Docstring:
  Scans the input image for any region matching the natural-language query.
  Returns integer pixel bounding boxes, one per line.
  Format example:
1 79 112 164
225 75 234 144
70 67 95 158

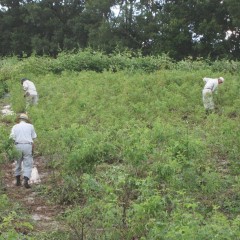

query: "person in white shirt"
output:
10 113 37 188
202 76 224 114
21 78 38 106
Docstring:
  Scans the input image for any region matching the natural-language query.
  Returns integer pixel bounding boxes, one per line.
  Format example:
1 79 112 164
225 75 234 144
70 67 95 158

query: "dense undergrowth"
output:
0 51 240 239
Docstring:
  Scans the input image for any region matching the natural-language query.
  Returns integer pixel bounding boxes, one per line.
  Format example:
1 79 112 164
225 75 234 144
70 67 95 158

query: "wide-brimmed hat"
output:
18 113 29 122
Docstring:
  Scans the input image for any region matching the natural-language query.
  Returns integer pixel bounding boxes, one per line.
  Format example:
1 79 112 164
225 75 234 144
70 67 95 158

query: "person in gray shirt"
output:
10 113 37 188
202 77 224 114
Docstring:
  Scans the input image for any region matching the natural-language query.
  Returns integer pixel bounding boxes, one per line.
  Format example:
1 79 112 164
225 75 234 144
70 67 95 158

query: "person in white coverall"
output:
202 76 224 114
21 78 38 106
10 113 37 188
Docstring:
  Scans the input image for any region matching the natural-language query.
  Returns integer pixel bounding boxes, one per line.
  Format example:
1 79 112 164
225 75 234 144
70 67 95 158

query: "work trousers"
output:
202 89 214 110
26 94 38 107
15 144 33 179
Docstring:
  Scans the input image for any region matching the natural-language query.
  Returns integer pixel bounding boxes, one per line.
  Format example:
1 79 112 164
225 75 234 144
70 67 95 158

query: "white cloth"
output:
10 121 37 143
30 166 41 184
23 80 38 96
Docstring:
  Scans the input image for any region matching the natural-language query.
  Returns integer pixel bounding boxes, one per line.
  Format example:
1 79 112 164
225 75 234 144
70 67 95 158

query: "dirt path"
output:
2 156 67 234
1 98 68 235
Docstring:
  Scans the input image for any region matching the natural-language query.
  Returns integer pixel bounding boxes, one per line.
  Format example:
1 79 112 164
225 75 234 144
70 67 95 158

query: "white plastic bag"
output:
29 166 41 184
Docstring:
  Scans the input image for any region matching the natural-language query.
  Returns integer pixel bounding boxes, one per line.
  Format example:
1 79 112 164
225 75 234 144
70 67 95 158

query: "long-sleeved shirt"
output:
23 80 38 96
203 77 219 92
10 121 37 144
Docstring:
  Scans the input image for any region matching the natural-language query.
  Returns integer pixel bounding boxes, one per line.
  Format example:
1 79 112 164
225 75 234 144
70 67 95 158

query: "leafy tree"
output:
190 0 230 59
0 0 240 59
0 0 31 56
225 0 240 59
152 0 194 59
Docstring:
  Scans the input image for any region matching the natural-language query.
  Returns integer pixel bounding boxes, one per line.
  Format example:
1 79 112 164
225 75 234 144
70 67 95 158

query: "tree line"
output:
0 0 239 60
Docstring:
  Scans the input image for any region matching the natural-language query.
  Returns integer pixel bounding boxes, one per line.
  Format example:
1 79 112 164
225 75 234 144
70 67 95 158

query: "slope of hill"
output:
0 55 240 239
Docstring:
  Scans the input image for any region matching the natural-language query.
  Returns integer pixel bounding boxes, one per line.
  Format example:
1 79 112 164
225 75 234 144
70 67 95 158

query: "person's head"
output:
218 77 224 84
21 78 27 85
18 113 30 123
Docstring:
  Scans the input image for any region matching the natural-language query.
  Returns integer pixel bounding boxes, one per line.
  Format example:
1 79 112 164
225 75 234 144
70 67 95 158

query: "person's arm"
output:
23 81 28 91
23 82 29 97
9 127 16 141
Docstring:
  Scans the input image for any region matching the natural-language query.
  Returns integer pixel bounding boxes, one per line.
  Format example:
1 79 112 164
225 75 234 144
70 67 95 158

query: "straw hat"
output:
18 113 29 122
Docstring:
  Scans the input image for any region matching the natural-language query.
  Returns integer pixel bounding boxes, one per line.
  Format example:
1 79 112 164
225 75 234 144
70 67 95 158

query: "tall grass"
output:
0 53 240 239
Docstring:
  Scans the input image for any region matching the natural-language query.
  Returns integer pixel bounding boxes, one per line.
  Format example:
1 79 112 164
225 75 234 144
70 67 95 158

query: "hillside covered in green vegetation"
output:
0 52 240 239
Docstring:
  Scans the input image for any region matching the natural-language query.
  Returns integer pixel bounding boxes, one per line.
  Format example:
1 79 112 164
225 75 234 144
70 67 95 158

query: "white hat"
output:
219 77 224 82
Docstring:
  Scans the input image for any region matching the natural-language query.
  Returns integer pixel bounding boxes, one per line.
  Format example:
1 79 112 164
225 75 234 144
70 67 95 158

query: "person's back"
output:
10 121 36 144
23 80 37 96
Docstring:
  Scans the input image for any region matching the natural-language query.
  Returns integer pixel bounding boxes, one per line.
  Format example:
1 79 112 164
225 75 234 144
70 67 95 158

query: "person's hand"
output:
24 92 30 97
